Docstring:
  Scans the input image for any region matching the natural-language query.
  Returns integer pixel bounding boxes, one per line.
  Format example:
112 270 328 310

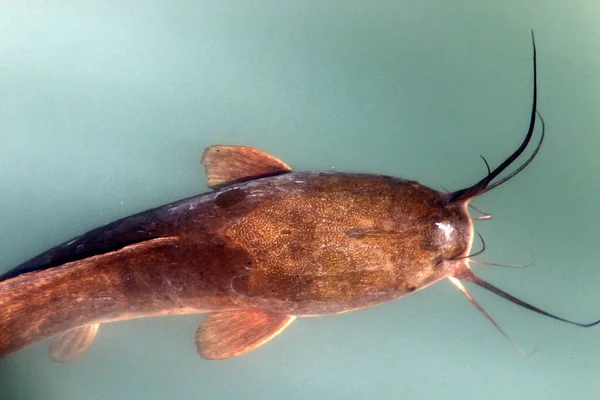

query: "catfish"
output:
1 33 598 363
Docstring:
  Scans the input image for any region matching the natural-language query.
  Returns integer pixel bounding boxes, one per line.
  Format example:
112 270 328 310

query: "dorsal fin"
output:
201 145 292 189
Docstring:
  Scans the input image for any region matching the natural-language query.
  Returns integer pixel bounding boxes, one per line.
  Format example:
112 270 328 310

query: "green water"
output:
2 2 600 399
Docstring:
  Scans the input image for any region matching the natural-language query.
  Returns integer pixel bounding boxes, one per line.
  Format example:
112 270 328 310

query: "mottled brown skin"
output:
221 173 472 315
0 171 472 357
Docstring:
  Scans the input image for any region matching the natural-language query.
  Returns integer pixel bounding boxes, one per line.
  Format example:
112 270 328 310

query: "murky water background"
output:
2 2 600 399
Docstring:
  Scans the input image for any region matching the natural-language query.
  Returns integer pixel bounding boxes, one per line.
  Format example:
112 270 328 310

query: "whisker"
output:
468 204 492 220
471 259 532 268
448 277 531 355
452 232 485 260
461 273 600 327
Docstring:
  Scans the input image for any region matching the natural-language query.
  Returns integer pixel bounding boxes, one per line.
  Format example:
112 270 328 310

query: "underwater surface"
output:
1 1 600 399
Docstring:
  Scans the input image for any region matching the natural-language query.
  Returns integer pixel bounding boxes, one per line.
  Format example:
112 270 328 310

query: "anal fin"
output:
196 311 295 359
50 323 100 363
201 145 292 189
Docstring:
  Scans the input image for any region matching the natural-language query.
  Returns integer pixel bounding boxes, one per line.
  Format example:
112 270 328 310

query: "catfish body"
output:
3 33 599 362
0 170 472 359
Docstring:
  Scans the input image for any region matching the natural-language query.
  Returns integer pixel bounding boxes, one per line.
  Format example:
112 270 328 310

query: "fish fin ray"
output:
50 323 100 363
201 145 292 189
196 311 295 359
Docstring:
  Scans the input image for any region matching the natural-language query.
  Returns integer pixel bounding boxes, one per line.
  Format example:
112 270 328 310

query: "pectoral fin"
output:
201 145 292 189
196 311 295 359
50 323 100 363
